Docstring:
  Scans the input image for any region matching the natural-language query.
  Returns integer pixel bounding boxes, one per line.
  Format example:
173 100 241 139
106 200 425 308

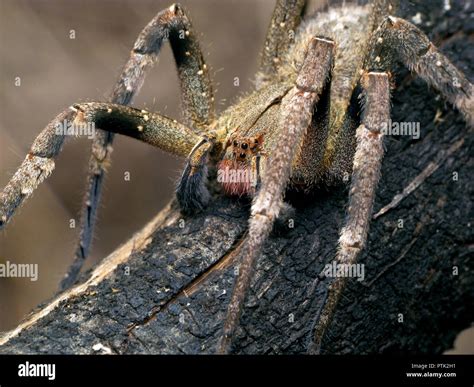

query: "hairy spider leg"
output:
217 36 335 354
68 4 216 290
368 16 473 126
309 14 474 353
257 0 307 89
309 71 390 354
0 104 207 292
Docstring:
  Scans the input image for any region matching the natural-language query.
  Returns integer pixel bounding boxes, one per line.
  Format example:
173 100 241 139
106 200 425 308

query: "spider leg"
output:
72 103 202 157
308 71 391 354
0 110 72 229
217 37 335 354
256 0 307 88
0 103 201 230
176 137 214 214
371 16 473 126
62 3 214 289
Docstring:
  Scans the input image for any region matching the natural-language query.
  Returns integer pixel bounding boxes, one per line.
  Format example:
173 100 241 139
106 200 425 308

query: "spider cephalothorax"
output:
0 0 472 354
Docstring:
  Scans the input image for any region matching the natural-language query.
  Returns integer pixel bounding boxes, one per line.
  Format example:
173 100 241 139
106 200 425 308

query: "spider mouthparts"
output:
217 160 256 197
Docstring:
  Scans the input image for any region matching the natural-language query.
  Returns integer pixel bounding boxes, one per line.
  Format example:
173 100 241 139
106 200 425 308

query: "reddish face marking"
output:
217 134 264 196
217 159 252 196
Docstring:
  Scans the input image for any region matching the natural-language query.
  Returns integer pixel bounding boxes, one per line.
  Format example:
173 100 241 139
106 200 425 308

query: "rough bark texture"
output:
0 0 472 354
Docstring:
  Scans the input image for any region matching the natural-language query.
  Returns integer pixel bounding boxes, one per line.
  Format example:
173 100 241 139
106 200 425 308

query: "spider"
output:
0 0 472 354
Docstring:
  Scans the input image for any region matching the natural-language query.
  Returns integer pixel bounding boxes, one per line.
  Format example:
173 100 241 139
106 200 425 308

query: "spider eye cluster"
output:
227 134 264 162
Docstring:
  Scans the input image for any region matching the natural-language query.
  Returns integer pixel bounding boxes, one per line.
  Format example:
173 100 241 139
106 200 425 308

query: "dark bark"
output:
0 0 472 354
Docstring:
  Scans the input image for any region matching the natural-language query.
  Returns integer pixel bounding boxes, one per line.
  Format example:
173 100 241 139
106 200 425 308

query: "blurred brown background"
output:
0 0 472 353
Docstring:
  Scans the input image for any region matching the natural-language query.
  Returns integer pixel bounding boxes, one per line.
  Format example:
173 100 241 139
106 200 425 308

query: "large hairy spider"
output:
0 0 472 354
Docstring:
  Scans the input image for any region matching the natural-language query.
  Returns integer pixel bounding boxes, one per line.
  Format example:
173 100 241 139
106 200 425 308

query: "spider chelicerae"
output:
0 0 472 354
